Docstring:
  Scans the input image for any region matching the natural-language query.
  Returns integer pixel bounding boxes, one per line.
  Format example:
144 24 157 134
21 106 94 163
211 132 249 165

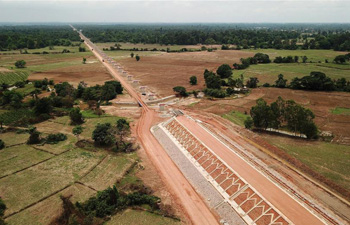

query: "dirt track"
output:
77 29 219 225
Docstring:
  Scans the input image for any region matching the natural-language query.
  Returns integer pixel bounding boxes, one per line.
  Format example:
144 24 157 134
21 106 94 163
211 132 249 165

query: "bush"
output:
173 86 188 97
0 140 4 150
0 197 6 217
27 127 41 144
15 81 25 88
46 133 67 144
244 117 253 129
204 88 227 98
189 76 197 85
15 60 26 68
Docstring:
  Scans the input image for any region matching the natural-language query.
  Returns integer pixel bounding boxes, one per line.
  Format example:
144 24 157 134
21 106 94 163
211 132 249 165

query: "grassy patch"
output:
0 148 104 216
0 71 28 85
5 183 95 225
237 49 350 85
14 83 37 96
35 135 76 154
0 132 29 146
0 145 52 177
81 153 136 191
331 107 350 115
222 110 250 127
81 110 110 118
106 209 180 225
264 137 350 190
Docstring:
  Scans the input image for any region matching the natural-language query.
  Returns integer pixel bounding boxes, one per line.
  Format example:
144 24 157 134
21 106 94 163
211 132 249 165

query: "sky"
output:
0 0 350 23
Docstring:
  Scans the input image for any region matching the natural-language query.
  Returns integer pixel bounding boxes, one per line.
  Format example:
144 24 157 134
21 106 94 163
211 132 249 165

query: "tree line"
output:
76 24 350 51
0 25 81 51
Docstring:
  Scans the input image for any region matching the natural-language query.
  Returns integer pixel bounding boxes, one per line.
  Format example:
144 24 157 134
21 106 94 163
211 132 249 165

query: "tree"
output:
135 55 140 61
72 125 83 141
173 86 188 97
92 123 115 146
79 47 86 52
250 98 274 129
69 107 84 125
1 90 23 108
54 82 75 97
130 52 134 58
33 97 52 115
246 77 259 88
294 56 299 63
104 81 123 94
205 38 216 48
115 119 131 152
0 197 6 217
189 76 197 85
244 117 253 129
27 127 41 144
83 58 86 64
101 84 117 101
204 70 221 89
15 60 26 68
275 74 288 88
216 64 232 79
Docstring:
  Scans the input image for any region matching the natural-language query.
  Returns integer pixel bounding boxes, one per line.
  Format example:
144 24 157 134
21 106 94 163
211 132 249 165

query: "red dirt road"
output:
77 29 219 225
176 115 325 225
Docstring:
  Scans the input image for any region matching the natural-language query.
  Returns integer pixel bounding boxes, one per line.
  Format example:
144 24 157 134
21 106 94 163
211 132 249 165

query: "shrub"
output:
135 55 140 61
0 197 6 217
0 140 4 150
204 88 227 98
189 76 197 85
46 133 67 144
173 86 188 97
15 60 26 68
244 117 254 129
15 81 25 88
27 127 41 144
69 108 84 125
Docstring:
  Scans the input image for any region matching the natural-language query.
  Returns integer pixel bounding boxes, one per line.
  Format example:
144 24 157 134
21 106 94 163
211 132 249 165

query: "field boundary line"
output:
79 154 108 180
3 184 72 219
0 148 72 180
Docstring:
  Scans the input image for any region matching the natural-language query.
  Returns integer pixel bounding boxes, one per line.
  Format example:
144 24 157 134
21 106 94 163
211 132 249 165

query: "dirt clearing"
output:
117 50 254 97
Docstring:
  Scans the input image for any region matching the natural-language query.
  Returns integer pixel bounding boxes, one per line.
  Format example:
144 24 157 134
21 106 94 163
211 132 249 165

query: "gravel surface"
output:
152 124 245 225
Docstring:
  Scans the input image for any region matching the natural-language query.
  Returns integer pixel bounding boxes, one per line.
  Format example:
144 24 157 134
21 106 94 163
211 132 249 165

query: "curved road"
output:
75 28 219 225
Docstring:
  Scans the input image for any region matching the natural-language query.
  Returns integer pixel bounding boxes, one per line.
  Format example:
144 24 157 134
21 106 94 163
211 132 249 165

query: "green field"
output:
331 107 350 115
238 49 350 84
0 45 93 82
106 209 180 225
222 110 250 127
0 71 28 85
265 136 350 190
0 114 154 224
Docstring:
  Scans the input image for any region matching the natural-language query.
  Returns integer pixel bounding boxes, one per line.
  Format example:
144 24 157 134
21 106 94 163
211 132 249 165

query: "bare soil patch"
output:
118 50 254 97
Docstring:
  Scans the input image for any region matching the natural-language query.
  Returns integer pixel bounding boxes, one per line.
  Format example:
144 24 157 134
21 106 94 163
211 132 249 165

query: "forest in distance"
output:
1 23 350 51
